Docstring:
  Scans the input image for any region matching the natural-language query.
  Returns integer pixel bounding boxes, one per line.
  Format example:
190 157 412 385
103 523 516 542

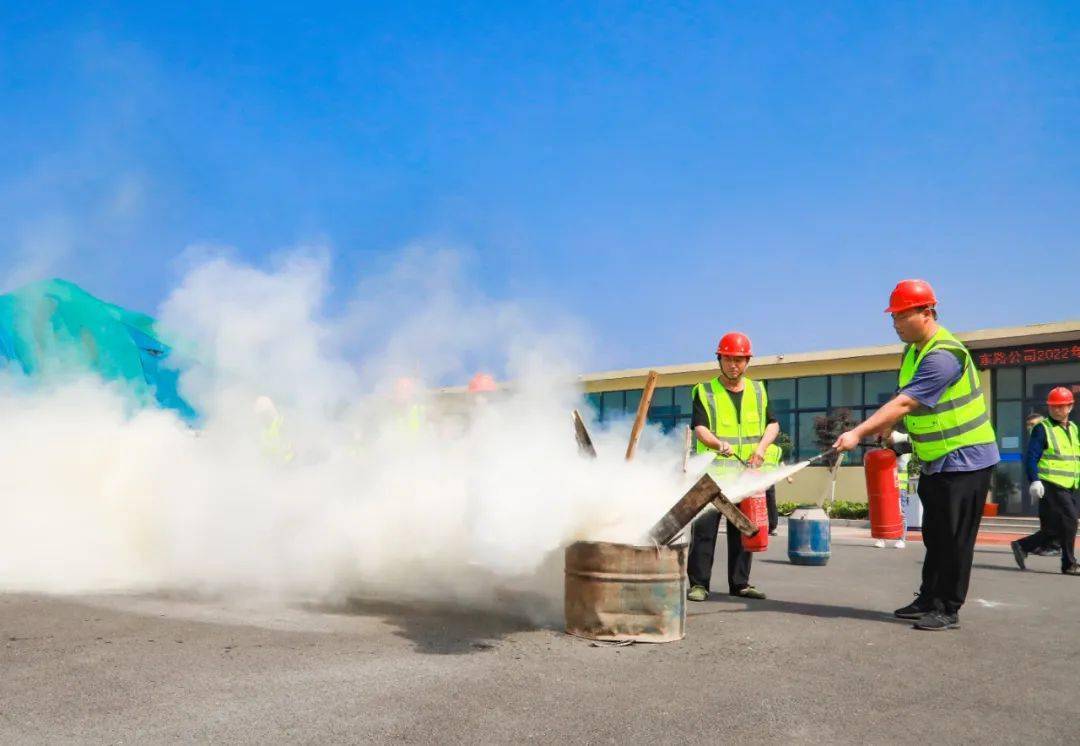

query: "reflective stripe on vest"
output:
693 376 769 470
898 326 996 462
1037 419 1080 489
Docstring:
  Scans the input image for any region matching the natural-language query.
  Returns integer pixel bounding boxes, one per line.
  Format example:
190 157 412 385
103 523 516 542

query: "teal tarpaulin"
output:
0 279 197 421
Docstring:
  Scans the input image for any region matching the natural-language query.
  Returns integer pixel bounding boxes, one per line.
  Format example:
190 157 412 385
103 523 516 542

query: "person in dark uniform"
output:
1011 387 1080 574
686 331 780 602
1023 411 1059 556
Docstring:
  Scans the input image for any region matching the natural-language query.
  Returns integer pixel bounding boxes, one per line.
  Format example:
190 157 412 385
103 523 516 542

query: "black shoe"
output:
894 594 935 620
1011 541 1027 571
1063 564 1080 576
914 610 960 631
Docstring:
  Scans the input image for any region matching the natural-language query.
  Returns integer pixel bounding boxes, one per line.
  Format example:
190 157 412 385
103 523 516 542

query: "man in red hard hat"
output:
1012 387 1080 575
832 280 999 631
686 331 780 602
468 372 498 394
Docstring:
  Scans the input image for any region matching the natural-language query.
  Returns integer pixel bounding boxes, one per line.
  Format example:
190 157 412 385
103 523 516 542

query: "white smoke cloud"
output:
0 248 693 622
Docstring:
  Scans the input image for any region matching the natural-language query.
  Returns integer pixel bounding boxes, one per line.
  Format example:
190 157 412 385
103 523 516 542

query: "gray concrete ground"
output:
3 529 1079 744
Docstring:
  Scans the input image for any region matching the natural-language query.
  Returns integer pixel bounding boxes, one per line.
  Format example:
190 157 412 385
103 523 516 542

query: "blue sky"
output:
1 2 1078 372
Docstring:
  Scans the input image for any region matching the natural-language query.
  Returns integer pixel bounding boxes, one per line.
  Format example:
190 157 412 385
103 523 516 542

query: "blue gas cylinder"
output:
787 506 831 566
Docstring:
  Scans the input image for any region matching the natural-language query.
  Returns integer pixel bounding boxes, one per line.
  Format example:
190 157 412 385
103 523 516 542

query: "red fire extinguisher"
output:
864 448 904 540
739 492 770 552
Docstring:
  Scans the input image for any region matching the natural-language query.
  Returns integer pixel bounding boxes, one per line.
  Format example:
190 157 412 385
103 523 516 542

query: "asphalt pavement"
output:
3 528 1077 744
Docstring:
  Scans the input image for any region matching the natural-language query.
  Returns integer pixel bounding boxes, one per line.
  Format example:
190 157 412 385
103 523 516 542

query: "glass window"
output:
841 448 864 467
625 389 643 415
996 400 1023 452
992 462 1027 515
798 376 828 409
766 378 796 411
647 414 676 433
864 371 897 405
774 410 796 461
586 392 602 415
996 368 1022 399
830 374 862 407
649 387 675 416
674 385 694 416
828 408 862 464
601 391 624 419
797 411 826 461
1025 362 1080 400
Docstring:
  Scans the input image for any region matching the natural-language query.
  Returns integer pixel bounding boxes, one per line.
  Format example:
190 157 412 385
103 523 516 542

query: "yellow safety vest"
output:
693 376 768 475
898 326 995 462
764 442 782 468
1037 419 1080 490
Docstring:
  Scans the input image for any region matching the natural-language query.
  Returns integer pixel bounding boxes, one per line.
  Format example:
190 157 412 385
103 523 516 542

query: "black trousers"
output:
1034 494 1061 549
766 486 778 533
1018 482 1078 570
688 509 752 593
917 466 992 614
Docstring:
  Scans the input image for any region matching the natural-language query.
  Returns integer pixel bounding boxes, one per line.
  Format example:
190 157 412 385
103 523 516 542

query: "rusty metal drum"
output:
564 540 687 643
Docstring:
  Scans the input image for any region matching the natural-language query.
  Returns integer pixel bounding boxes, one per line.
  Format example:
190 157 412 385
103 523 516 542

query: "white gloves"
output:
887 431 910 446
1029 480 1045 499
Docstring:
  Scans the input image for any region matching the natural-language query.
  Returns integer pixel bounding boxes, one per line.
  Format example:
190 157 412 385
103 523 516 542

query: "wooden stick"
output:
681 425 692 473
647 474 719 545
710 490 758 537
571 409 597 459
624 370 659 461
646 473 760 544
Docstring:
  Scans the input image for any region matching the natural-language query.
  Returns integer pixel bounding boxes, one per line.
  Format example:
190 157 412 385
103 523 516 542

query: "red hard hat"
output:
393 377 417 402
1047 386 1075 406
467 372 498 393
717 332 752 357
885 279 938 314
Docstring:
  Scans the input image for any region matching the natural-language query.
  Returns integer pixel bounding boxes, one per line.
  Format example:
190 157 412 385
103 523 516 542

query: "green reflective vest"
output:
693 376 768 474
764 442 782 468
898 326 996 463
898 465 909 493
1037 419 1080 490
261 414 295 464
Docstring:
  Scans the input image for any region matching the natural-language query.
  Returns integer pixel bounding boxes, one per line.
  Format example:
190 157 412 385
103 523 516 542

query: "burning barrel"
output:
564 540 687 643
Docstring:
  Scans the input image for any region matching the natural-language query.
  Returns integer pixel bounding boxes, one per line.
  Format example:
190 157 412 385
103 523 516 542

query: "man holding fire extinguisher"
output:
833 280 999 631
686 332 780 602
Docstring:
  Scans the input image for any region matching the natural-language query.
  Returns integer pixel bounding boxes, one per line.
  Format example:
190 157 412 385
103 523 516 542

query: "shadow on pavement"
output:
306 597 541 655
971 562 1057 575
700 595 908 625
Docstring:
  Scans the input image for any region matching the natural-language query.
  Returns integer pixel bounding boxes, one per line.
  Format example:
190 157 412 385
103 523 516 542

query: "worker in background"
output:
687 332 780 602
468 372 498 399
254 395 295 464
1023 411 1058 556
764 442 783 535
1011 387 1080 575
832 280 999 631
393 376 425 434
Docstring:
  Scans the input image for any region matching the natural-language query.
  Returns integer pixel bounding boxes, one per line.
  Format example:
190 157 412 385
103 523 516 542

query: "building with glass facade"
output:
580 320 1080 515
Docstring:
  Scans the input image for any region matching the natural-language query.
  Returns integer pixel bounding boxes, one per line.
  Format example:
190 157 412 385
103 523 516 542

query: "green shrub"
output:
777 500 870 519
826 500 870 519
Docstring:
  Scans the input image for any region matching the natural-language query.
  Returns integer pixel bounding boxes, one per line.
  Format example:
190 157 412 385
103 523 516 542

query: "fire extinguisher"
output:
864 448 904 539
739 492 770 552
